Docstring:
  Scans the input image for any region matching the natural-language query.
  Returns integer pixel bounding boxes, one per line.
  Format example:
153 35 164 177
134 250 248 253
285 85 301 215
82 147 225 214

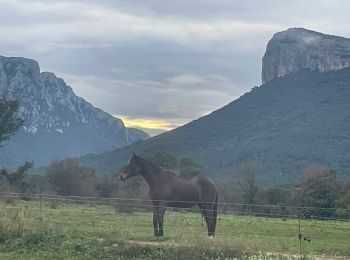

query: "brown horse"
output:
120 153 218 237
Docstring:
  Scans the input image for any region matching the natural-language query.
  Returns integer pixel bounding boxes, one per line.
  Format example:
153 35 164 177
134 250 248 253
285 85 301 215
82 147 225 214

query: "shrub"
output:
46 159 96 196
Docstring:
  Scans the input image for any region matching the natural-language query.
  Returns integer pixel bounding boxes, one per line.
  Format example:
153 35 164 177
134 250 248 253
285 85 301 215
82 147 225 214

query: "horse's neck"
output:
140 162 168 188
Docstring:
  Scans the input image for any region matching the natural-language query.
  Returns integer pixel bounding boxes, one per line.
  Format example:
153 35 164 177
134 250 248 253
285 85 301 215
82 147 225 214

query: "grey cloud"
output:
1 0 350 127
60 73 240 123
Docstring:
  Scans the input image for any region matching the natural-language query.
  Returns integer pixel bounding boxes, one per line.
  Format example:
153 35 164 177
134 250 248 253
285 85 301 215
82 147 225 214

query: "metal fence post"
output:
298 211 302 255
39 195 43 235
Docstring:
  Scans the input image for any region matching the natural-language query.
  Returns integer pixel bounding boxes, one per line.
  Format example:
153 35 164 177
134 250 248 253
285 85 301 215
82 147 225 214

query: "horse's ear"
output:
128 153 136 164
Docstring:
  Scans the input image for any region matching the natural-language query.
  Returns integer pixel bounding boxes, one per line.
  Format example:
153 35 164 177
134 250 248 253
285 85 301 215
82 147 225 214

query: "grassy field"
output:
0 199 349 259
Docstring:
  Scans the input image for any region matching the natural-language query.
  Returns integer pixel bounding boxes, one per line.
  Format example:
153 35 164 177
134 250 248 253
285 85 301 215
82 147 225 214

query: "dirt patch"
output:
125 239 180 247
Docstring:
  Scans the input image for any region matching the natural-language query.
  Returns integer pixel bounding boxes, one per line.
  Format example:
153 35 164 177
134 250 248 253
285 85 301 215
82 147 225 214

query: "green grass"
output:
0 200 349 259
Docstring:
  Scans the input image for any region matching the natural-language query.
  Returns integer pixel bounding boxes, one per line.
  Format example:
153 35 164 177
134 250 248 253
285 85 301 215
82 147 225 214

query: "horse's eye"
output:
119 166 127 173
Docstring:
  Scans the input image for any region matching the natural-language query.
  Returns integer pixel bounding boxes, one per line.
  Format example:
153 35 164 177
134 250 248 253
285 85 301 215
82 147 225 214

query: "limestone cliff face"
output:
262 28 350 84
0 55 149 168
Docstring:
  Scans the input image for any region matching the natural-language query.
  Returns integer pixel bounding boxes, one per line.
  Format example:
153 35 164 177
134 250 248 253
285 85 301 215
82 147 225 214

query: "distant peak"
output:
262 28 350 84
0 55 40 80
281 27 322 34
39 71 66 86
270 28 327 46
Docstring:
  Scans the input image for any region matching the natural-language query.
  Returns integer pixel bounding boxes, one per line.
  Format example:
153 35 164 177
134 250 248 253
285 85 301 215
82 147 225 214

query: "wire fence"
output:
1 192 349 222
2 192 350 213
1 192 350 255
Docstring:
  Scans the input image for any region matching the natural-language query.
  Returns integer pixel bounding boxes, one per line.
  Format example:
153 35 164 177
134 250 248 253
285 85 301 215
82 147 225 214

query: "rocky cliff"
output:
0 55 149 169
262 28 350 84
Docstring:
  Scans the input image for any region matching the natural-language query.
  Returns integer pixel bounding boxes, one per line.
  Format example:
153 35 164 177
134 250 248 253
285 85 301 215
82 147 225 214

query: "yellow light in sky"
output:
117 116 174 131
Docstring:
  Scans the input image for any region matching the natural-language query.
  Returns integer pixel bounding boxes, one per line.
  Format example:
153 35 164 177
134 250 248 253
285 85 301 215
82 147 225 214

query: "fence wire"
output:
1 192 350 212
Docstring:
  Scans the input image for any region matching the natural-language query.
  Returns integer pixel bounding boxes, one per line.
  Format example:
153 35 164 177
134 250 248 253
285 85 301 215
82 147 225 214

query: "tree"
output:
0 100 23 143
150 152 203 177
297 164 339 218
264 187 288 205
178 158 203 177
0 161 33 193
238 161 260 213
95 176 119 198
46 159 96 196
336 189 350 219
150 152 178 169
263 187 290 217
216 177 241 213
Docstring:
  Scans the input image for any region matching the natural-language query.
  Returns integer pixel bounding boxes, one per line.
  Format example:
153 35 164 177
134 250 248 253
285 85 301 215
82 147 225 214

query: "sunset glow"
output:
118 116 177 131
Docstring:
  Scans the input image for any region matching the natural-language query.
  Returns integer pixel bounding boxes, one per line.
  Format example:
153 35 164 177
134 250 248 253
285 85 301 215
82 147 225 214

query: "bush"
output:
95 176 119 198
46 159 96 196
336 189 350 219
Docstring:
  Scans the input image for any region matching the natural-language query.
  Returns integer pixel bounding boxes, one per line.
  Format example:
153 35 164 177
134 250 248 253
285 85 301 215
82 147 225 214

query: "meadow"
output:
0 197 349 260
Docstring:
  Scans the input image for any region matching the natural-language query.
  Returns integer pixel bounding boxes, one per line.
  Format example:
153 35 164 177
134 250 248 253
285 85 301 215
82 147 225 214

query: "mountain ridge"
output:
78 67 350 181
0 55 149 169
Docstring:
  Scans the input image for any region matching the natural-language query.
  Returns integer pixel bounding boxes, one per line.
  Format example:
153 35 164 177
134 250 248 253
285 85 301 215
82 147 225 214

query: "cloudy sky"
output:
1 0 350 135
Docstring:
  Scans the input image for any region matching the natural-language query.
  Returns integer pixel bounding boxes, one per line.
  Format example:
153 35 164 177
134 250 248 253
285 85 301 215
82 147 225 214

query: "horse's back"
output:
149 171 217 207
149 175 198 207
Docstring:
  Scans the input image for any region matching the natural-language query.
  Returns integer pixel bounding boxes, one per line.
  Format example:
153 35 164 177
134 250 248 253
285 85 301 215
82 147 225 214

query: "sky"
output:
1 0 350 135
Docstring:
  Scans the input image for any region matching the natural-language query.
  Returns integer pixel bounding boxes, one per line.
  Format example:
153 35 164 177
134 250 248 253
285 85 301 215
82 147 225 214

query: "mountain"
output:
262 28 350 84
79 29 350 181
79 68 350 180
0 55 149 169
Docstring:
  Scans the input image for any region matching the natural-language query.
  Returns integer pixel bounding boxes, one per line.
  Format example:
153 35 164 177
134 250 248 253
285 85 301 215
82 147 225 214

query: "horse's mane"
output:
138 156 178 177
163 169 179 177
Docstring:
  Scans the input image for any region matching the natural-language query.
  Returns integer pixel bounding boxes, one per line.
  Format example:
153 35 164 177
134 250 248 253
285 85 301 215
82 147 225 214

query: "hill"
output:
79 67 350 180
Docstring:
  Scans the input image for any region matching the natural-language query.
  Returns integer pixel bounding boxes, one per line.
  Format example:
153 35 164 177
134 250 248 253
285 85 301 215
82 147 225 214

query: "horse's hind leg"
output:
158 207 166 236
206 213 215 237
198 202 214 237
153 210 159 236
205 215 215 237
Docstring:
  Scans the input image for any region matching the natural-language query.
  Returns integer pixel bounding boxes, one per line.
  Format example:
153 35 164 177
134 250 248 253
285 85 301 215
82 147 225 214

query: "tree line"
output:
1 98 350 218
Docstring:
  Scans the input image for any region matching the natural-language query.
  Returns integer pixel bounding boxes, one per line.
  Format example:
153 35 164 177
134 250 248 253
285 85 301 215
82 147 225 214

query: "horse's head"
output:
120 153 142 181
